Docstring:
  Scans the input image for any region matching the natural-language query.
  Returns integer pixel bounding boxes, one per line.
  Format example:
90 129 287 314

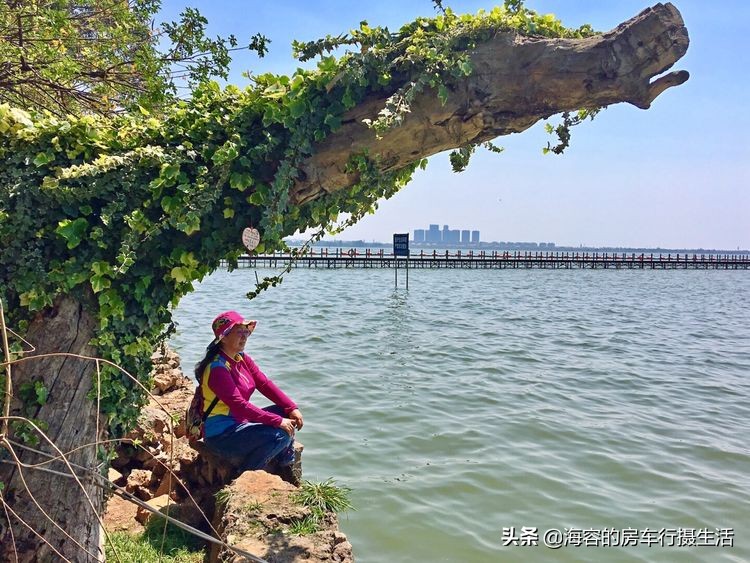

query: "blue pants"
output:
204 405 295 471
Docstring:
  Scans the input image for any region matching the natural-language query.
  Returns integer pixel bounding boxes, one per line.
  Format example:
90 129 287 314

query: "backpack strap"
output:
203 396 219 421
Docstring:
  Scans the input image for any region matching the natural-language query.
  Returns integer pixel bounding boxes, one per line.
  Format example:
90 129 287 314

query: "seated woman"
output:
194 310 302 473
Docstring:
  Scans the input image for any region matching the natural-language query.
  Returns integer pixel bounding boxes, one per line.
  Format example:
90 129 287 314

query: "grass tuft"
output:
294 478 353 514
288 514 321 535
215 487 232 508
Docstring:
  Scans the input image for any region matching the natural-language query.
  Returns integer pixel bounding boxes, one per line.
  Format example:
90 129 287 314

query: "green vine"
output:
0 1 599 436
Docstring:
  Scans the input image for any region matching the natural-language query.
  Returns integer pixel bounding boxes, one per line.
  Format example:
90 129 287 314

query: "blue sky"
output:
160 1 749 249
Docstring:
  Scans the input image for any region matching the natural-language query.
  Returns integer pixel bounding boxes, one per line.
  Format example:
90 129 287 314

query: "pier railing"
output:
226 250 750 270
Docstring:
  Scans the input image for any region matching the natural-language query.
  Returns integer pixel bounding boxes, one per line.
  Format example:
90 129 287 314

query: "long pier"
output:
229 249 750 270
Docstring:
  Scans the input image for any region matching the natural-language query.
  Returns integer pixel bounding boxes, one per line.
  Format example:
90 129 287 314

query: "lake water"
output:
170 266 749 562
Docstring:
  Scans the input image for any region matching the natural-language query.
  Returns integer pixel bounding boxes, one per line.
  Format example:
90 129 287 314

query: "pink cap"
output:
211 311 252 341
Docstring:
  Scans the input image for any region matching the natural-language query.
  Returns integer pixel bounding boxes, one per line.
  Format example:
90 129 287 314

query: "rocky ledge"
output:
103 346 354 562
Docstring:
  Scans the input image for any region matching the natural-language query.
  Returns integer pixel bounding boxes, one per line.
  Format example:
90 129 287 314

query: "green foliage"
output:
9 419 48 448
449 145 477 173
0 0 268 116
18 380 49 410
289 514 322 536
544 109 602 154
0 0 598 435
294 479 354 515
289 479 353 536
105 523 205 563
215 487 232 509
8 379 51 446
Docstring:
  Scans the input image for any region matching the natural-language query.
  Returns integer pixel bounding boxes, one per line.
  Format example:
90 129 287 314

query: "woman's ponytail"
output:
194 340 221 383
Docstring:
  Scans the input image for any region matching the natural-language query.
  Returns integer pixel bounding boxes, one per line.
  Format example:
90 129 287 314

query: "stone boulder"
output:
151 346 193 395
209 471 354 563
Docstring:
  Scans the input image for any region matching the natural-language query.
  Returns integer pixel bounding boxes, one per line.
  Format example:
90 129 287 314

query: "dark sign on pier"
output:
393 233 409 257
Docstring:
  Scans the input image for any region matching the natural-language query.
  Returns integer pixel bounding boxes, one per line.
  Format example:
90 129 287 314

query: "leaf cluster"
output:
0 0 269 117
543 109 601 154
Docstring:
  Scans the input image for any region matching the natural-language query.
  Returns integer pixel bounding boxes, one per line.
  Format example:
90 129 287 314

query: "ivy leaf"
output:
438 84 449 105
161 195 180 214
161 163 180 179
324 114 342 131
229 172 254 191
55 218 89 249
263 82 287 99
91 261 113 277
212 142 239 165
34 382 49 406
170 266 190 283
91 275 111 293
248 191 265 205
288 99 307 118
179 251 199 268
41 176 59 189
182 213 201 235
458 59 473 76
33 151 55 167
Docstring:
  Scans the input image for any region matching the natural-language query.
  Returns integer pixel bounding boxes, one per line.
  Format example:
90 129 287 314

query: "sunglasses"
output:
231 322 256 337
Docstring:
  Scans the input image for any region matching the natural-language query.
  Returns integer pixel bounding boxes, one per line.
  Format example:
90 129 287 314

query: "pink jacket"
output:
203 350 297 428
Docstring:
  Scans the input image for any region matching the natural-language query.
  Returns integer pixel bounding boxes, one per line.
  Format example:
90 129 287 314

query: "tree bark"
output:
292 2 689 205
0 296 104 562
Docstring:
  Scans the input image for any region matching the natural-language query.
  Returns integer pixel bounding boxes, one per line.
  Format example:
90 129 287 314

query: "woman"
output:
194 310 303 472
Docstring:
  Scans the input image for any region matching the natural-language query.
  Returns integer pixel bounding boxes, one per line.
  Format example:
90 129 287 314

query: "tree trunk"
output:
292 2 689 204
0 296 104 562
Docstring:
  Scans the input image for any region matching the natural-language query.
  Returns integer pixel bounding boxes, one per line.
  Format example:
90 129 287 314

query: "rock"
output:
125 468 153 490
151 347 192 395
333 540 354 562
135 494 172 525
153 471 189 500
156 499 212 533
208 471 354 563
125 469 153 501
108 468 124 485
129 407 174 445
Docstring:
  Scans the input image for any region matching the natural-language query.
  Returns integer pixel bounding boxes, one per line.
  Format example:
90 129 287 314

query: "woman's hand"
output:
279 418 296 436
288 409 304 430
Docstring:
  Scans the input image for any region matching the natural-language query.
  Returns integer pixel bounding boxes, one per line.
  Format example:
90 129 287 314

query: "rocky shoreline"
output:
103 347 353 562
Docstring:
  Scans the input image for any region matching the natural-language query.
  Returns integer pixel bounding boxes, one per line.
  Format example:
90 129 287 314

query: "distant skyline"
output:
159 0 750 250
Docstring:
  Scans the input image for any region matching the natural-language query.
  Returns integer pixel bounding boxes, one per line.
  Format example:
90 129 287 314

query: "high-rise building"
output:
416 224 481 245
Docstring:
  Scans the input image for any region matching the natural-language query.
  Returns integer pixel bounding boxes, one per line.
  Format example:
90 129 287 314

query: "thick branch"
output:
293 2 689 205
